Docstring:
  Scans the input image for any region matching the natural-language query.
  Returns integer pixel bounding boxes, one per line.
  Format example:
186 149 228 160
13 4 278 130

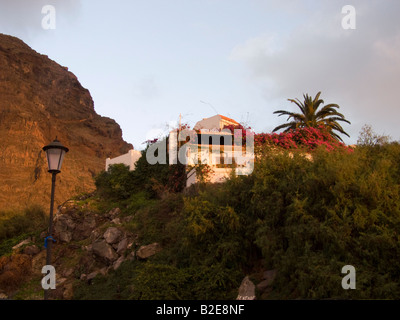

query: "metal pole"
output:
44 172 57 300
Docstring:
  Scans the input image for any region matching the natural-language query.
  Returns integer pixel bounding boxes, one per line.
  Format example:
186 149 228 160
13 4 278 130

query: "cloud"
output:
230 0 400 142
0 0 81 39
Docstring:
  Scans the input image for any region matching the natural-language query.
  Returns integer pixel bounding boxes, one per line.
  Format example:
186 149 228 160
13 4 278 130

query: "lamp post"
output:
42 138 69 300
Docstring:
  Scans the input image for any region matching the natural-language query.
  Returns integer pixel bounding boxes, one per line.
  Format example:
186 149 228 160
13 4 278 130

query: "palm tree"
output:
272 92 351 141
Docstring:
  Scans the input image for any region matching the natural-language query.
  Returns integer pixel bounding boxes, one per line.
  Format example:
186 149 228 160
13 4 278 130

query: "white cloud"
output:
230 0 400 142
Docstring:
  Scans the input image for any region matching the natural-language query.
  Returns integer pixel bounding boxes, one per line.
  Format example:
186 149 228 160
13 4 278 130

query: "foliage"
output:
94 163 135 200
250 144 400 298
95 144 187 201
273 91 351 141
357 124 391 146
254 126 353 152
6 126 400 300
0 253 32 292
0 206 47 256
186 163 214 184
83 141 400 299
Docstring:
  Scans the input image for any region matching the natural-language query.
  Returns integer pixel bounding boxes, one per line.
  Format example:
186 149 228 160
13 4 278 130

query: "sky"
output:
1 0 399 150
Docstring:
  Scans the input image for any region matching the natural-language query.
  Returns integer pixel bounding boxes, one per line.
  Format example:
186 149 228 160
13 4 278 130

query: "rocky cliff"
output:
0 33 132 211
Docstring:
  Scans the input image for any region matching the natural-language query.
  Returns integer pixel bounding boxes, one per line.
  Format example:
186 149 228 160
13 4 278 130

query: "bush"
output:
95 145 187 201
0 206 47 256
78 140 400 300
251 144 400 298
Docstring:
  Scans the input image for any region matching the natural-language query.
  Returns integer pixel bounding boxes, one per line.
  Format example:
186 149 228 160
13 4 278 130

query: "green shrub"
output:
0 205 47 256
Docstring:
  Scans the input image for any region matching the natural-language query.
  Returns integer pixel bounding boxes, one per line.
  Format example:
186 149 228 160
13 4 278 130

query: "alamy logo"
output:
341 265 356 289
41 265 56 290
41 5 56 30
145 129 254 175
341 5 356 30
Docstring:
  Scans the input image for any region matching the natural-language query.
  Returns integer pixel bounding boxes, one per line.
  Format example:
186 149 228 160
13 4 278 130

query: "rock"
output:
54 209 100 243
73 214 97 240
31 250 47 275
236 276 256 300
62 268 75 277
78 254 96 274
12 239 31 251
92 240 118 263
23 245 40 256
113 256 125 271
63 282 74 300
56 277 68 286
0 34 133 213
103 227 122 244
54 214 75 243
122 216 134 223
90 228 102 242
58 231 73 243
116 237 128 254
99 267 108 276
80 274 87 281
86 271 99 282
127 241 135 250
0 293 8 299
107 208 121 219
136 243 162 259
127 251 135 261
111 217 122 225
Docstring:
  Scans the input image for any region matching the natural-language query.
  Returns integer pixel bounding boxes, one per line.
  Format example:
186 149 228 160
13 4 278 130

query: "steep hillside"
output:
0 33 132 211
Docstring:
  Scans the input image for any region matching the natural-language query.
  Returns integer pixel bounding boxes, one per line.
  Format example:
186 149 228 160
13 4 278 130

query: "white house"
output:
193 114 239 131
104 114 252 188
186 114 251 187
105 149 142 171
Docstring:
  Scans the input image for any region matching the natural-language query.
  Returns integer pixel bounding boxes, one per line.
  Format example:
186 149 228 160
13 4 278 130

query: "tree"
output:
272 92 351 142
357 124 391 146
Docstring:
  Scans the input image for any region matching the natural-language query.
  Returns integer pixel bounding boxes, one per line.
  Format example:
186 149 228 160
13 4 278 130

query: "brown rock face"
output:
0 33 132 211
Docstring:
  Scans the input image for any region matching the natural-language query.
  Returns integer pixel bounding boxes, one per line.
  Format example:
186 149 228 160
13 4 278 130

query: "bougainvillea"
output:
223 124 254 145
223 124 351 152
254 125 352 152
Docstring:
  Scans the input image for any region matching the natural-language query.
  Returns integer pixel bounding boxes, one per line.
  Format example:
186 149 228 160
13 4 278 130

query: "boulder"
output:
86 271 99 282
12 238 31 251
136 243 161 259
23 245 40 256
116 237 128 254
73 214 97 240
111 217 122 225
54 214 75 243
107 208 121 220
113 256 125 271
103 227 122 244
236 276 256 300
92 240 118 264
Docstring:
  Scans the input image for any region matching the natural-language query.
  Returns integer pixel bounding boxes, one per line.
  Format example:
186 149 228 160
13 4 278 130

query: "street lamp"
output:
42 138 69 300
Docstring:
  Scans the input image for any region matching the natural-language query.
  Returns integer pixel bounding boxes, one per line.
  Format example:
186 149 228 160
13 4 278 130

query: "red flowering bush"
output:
223 124 254 146
254 126 352 152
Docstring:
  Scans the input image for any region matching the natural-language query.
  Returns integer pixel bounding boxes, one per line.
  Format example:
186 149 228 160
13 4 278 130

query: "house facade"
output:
185 114 250 187
104 114 252 188
105 149 142 171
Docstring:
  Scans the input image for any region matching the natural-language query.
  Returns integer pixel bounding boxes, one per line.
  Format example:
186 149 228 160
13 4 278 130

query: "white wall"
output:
186 167 234 187
105 149 142 171
193 115 221 131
